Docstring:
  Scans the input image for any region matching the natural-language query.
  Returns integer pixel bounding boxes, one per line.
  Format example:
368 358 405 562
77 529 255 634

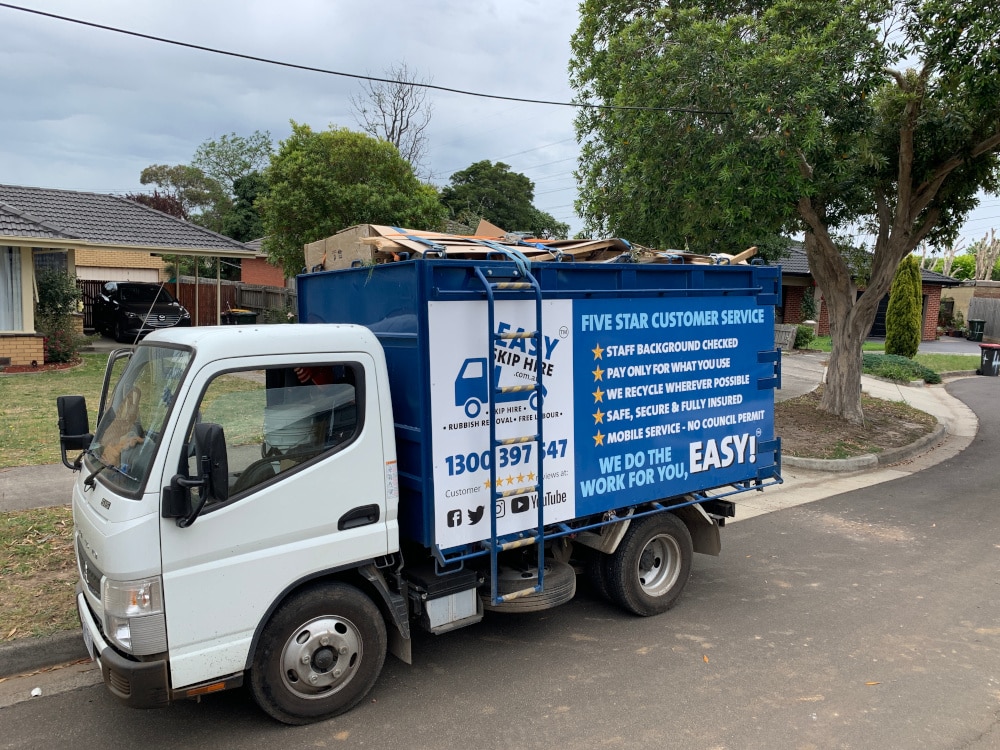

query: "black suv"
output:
93 282 191 343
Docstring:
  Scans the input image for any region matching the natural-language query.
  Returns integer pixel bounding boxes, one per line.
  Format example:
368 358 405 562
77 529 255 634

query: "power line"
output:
439 138 578 176
0 2 731 116
520 157 579 172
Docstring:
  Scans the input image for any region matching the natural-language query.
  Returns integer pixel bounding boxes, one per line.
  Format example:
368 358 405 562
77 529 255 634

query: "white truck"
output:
57 256 783 724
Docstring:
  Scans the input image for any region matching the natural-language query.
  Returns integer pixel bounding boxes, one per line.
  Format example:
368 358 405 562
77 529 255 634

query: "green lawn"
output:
0 354 108 469
806 338 980 374
913 353 982 373
807 336 885 352
0 505 77 640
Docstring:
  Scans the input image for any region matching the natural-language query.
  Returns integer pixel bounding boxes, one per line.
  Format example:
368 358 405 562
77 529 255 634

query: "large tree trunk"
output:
801 232 878 424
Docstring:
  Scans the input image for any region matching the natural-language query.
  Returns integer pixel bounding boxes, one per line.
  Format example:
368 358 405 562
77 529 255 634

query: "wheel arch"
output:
242 560 402 673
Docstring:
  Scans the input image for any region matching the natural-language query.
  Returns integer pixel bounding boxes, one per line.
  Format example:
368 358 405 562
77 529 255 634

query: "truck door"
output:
158 354 391 690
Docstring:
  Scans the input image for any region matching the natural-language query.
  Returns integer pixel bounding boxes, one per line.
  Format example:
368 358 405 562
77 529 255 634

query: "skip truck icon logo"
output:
452 320 558 419
454 358 546 418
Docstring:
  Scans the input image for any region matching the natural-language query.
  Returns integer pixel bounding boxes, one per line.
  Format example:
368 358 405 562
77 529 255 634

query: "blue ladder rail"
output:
473 264 546 606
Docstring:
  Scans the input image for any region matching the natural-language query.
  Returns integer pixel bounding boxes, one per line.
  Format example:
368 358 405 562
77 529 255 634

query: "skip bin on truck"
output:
57 239 783 724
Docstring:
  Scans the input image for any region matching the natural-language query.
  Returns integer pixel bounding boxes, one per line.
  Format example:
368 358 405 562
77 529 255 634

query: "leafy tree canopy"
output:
124 190 186 219
258 123 446 276
931 250 1000 280
139 163 230 233
221 172 269 244
441 160 570 239
571 0 1000 421
192 130 274 195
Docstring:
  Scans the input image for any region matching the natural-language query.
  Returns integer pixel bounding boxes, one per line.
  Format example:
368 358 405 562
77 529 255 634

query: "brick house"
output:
241 238 289 288
1 184 254 366
776 245 961 341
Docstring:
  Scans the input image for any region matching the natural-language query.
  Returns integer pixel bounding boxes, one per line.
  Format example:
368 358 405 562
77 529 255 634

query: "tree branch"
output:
913 128 1000 213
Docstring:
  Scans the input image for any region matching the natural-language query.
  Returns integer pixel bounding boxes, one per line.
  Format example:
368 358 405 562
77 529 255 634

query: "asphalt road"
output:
1 376 998 749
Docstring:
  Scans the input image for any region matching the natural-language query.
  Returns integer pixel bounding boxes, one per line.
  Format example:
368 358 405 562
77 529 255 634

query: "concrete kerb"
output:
783 422 947 472
0 631 89 678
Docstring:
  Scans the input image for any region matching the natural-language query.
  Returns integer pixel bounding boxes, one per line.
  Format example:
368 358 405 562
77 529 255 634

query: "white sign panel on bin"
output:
428 299 576 549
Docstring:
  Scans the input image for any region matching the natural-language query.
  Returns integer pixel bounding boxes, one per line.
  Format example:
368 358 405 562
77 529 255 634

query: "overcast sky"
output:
1 0 996 249
0 0 584 232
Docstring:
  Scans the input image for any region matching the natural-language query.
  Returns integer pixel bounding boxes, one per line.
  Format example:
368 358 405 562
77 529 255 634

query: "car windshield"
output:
119 285 177 306
89 345 191 496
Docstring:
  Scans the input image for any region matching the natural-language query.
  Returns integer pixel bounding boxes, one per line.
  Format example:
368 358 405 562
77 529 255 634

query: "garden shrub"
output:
34 270 84 363
862 353 941 384
794 324 815 349
885 256 922 359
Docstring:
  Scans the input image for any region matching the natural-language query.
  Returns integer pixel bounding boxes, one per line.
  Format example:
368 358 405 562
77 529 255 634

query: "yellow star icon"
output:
593 407 604 424
592 342 604 359
593 386 604 402
517 472 525 484
593 431 605 446
592 364 604 381
505 475 516 486
483 479 492 489
527 471 536 482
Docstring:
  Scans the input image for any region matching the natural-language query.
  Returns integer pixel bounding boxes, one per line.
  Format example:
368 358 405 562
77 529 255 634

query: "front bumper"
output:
77 585 170 708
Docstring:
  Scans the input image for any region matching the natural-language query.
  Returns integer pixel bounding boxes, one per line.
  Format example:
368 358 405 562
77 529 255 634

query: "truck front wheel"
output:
250 582 387 725
606 513 693 616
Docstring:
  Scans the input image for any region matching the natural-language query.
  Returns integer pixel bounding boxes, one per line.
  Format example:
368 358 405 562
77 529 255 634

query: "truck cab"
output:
66 325 399 719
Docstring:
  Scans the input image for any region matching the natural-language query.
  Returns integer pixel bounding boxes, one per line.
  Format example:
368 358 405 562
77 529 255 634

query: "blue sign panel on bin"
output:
572 296 775 516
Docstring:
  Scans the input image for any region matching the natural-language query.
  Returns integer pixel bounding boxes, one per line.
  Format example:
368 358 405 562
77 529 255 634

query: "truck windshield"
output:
89 345 191 497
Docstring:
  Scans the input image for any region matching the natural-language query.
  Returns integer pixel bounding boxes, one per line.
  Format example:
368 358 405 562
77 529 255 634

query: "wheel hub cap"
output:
637 534 681 596
280 616 362 699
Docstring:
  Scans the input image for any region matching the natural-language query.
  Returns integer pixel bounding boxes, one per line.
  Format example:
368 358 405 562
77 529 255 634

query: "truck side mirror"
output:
57 395 93 470
165 422 229 527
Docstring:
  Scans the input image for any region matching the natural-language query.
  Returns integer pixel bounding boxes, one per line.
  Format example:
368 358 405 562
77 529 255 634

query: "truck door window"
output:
186 363 361 508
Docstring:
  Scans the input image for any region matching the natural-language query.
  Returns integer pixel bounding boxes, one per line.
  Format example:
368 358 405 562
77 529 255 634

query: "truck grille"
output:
77 535 103 598
143 313 181 328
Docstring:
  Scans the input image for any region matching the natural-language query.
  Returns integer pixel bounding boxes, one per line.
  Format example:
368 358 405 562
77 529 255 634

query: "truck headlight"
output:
102 577 167 655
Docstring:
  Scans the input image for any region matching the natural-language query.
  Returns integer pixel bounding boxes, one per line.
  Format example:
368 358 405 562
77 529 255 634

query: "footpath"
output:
0 340 984 693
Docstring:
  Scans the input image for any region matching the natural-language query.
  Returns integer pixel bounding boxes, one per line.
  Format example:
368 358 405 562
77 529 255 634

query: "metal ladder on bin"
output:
473 262 546 607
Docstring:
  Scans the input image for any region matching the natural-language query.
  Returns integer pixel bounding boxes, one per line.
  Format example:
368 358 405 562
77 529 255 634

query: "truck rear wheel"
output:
606 513 692 616
250 582 387 725
584 551 612 601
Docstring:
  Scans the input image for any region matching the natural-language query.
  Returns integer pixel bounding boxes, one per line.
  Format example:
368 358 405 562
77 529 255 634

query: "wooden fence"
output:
969 297 1000 342
236 285 298 319
166 280 240 327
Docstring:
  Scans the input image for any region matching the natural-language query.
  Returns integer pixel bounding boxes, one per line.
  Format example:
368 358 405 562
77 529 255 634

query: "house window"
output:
0 247 23 331
33 251 68 274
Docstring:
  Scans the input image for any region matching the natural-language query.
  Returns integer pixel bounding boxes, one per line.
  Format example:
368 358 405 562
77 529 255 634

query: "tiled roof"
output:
0 203 73 240
0 184 252 254
774 243 961 286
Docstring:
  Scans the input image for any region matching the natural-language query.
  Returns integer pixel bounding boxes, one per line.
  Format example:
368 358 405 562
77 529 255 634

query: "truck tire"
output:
250 582 387 725
482 559 576 613
606 513 692 617
584 551 612 601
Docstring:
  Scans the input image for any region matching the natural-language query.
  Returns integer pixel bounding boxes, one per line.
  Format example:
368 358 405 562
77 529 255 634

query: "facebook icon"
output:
446 509 463 527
